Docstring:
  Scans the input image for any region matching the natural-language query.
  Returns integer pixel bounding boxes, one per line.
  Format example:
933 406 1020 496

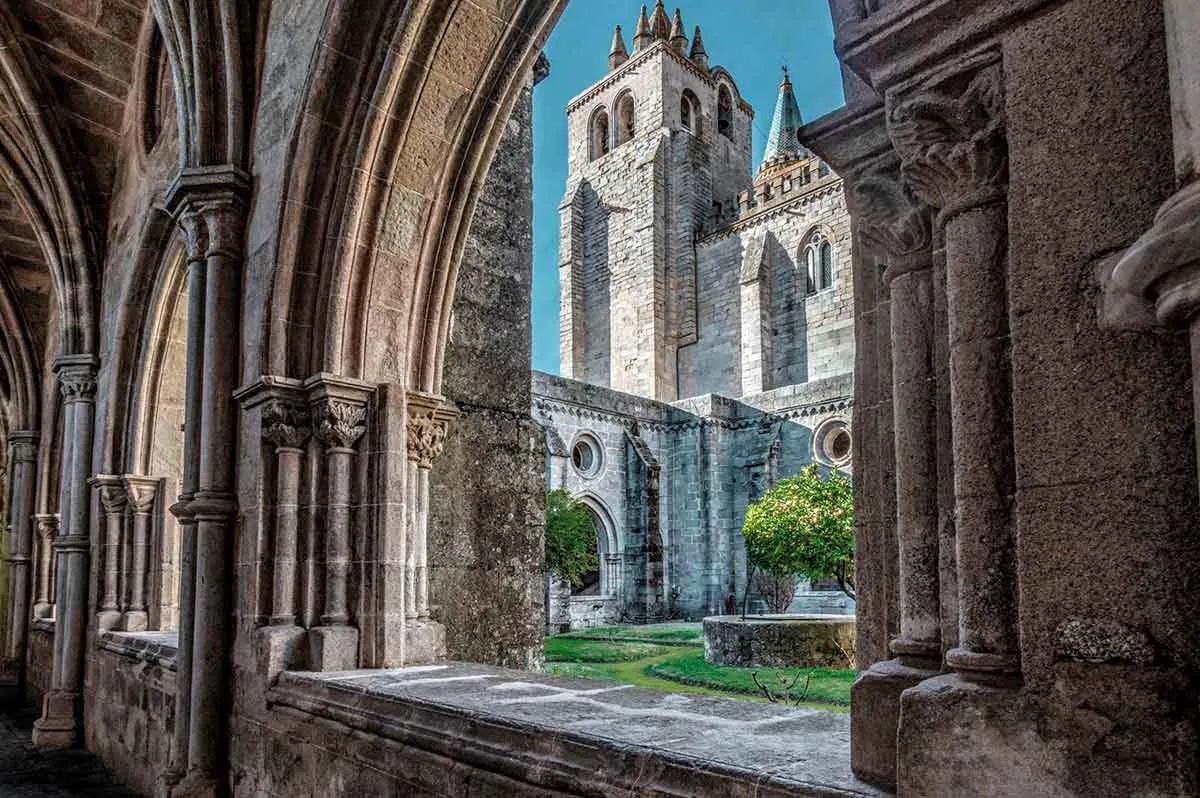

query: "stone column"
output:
845 153 940 789
234 377 312 675
90 475 127 631
2 431 38 676
167 170 249 796
889 63 1019 684
32 514 57 619
162 220 207 793
34 356 98 748
123 476 159 632
306 376 371 671
404 391 457 661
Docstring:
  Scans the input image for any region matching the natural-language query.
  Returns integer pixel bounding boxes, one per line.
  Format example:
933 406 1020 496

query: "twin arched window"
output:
589 93 638 161
804 232 834 295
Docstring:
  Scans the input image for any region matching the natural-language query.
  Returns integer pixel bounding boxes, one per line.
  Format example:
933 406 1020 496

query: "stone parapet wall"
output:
704 615 857 669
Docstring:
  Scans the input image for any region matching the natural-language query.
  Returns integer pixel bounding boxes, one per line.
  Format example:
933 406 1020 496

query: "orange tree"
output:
742 464 855 600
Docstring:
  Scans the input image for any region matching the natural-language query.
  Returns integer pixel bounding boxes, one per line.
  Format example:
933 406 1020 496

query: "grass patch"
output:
544 636 677 663
561 623 703 644
647 649 854 706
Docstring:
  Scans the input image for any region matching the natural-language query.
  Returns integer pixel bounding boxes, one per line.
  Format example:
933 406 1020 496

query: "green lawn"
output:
542 625 853 712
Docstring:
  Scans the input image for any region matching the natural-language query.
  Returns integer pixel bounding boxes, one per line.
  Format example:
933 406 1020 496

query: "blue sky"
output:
531 1 846 374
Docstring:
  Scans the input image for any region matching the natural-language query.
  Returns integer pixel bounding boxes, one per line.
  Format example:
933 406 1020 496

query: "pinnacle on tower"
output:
651 0 672 41
669 8 688 53
761 65 806 166
689 25 708 70
633 5 653 51
609 25 629 70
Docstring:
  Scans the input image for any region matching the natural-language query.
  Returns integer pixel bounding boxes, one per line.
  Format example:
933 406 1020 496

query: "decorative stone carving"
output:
406 393 459 470
846 153 933 267
313 399 367 451
262 400 312 450
57 370 98 404
97 482 128 515
888 63 1007 220
1110 181 1200 327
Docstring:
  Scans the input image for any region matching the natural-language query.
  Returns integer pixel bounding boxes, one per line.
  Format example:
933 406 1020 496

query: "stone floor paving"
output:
0 705 136 797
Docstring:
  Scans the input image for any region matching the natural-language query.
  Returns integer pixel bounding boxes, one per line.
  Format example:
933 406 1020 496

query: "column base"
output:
122 610 149 632
403 619 446 664
308 625 359 671
170 769 222 798
97 609 123 631
32 689 80 748
851 657 940 790
255 625 307 678
33 603 52 620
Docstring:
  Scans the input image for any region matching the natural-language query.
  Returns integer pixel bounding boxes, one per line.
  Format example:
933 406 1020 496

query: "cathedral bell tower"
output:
558 2 753 401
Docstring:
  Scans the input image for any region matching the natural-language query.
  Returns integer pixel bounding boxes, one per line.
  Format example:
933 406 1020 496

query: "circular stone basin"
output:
703 614 856 669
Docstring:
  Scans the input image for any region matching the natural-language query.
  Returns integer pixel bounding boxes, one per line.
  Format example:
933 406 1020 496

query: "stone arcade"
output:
0 1 1196 797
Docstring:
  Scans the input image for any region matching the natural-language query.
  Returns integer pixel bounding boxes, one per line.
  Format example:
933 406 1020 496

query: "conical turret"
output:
669 9 688 53
609 25 629 70
633 5 653 51
689 25 708 70
651 0 671 41
761 67 805 165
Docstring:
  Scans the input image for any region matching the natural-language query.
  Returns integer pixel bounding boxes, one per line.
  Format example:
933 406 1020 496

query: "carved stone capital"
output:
846 152 934 279
312 399 366 450
123 476 160 515
33 514 59 539
54 356 99 405
167 166 251 261
262 400 311 450
10 430 39 463
89 475 127 515
887 63 1007 224
406 392 459 470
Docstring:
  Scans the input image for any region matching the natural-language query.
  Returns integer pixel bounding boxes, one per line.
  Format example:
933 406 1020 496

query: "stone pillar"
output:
167 169 249 797
162 225 207 794
306 376 371 671
123 477 159 632
90 475 126 632
34 356 98 748
2 431 38 678
889 62 1019 684
404 391 456 661
32 514 57 619
845 152 940 789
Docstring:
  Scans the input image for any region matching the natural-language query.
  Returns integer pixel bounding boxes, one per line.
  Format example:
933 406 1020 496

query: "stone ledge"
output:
269 663 886 797
97 630 179 671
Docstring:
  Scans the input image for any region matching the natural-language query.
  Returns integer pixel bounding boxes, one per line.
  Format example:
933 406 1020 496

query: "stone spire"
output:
669 8 688 53
762 66 805 163
651 0 672 41
689 26 708 70
633 5 653 51
609 25 629 70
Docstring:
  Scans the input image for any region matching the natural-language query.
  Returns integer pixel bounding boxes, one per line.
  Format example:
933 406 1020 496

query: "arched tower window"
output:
802 230 834 295
717 85 733 140
615 91 636 146
681 89 701 134
590 108 610 161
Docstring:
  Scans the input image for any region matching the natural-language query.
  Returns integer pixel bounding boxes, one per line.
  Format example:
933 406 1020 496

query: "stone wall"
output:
428 76 545 670
24 625 52 704
85 634 176 797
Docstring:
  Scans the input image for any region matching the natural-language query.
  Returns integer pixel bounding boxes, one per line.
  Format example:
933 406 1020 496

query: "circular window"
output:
813 418 852 468
571 434 602 478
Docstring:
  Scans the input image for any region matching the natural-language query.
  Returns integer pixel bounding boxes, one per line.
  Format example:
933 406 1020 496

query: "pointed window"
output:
802 230 834 294
590 109 610 161
615 91 636 146
681 96 691 130
718 85 733 140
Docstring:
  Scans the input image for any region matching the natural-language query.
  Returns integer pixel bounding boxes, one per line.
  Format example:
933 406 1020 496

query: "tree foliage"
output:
742 465 855 599
544 489 599 587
